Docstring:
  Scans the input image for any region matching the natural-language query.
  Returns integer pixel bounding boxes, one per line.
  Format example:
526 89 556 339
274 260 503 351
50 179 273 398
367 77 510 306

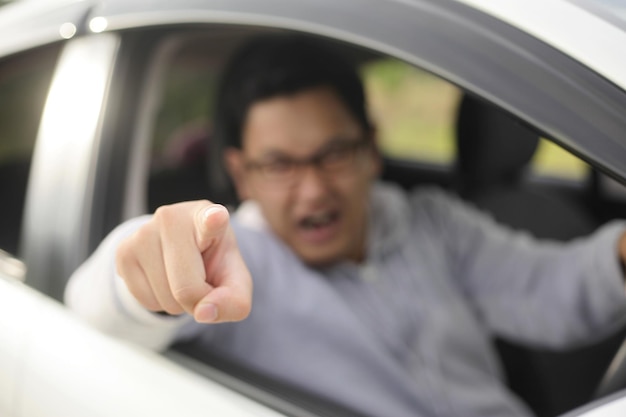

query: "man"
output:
66 35 626 417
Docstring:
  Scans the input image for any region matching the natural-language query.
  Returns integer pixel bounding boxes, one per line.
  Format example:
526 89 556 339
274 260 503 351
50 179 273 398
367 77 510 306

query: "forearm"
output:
421 188 626 347
463 219 626 348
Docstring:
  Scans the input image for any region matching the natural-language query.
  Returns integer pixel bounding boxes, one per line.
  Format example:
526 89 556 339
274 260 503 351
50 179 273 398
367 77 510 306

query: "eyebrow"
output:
255 136 360 161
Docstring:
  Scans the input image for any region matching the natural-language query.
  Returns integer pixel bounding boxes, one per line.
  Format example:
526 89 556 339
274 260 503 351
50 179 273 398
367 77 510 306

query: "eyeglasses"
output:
244 137 371 186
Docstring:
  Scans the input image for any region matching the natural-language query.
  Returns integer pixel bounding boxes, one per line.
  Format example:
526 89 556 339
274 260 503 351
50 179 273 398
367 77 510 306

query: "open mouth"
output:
297 210 341 243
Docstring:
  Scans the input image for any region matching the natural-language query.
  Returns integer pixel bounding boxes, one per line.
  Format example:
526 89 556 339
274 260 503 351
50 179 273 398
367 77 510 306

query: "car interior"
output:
2 27 626 417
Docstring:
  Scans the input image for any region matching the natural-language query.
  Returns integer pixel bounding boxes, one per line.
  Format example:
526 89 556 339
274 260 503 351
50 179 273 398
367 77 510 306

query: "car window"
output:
123 28 622 417
0 44 60 256
147 44 465 212
361 58 460 166
531 138 589 181
362 57 590 183
146 36 593 210
139 28 602 229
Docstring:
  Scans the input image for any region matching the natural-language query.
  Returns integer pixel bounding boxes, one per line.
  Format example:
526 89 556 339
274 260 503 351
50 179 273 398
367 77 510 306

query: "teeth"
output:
312 213 331 223
303 213 333 228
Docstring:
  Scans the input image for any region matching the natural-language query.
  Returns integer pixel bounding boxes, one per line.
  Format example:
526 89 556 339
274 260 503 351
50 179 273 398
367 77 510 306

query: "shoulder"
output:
407 185 482 220
408 185 463 208
368 182 472 249
397 184 496 238
373 181 465 208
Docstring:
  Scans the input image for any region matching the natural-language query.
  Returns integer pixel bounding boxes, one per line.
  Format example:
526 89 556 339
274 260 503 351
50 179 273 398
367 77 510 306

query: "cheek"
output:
340 168 376 214
253 190 293 228
338 164 376 196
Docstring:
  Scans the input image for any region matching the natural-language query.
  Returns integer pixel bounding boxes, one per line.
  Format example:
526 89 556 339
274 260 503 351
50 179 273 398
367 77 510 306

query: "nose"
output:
295 164 329 201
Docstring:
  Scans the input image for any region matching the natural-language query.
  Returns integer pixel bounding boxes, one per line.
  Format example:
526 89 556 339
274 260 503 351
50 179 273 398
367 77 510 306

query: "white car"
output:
1 0 626 416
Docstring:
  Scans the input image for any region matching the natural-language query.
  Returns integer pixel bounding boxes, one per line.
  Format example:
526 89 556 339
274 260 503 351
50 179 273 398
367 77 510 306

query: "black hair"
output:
213 34 372 150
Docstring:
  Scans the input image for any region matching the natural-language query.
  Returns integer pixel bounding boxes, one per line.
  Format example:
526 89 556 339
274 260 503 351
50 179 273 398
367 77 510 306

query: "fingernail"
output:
196 303 218 323
203 205 226 221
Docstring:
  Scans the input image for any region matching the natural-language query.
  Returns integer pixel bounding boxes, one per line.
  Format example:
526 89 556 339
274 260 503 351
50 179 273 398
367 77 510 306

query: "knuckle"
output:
115 258 137 286
124 281 161 311
132 223 156 243
154 204 179 226
117 227 155 266
172 285 203 308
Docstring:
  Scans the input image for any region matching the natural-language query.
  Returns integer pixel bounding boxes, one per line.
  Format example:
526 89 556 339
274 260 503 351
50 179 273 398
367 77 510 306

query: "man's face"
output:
225 86 380 267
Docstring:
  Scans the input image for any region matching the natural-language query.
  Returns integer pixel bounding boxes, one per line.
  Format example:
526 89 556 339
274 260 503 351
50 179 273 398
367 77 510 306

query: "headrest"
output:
455 95 539 189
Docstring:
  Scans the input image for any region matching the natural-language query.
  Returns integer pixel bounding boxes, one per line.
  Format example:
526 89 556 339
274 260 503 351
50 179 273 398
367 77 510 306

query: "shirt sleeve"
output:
64 216 200 351
415 189 626 349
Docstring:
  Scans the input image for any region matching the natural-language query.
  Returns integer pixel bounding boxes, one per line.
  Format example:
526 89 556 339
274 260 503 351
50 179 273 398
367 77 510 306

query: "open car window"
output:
363 58 592 184
145 30 599 211
135 29 626 417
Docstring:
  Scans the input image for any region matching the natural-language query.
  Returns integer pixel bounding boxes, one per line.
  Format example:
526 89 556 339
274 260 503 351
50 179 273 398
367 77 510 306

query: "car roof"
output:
458 0 626 93
2 0 626 91
0 0 95 56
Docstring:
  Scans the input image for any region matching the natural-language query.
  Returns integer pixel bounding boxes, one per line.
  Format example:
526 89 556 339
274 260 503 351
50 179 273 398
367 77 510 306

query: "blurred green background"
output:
361 59 589 180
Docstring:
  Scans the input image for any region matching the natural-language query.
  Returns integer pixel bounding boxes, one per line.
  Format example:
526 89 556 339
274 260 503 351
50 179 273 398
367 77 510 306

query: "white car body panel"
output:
578 396 626 417
456 0 626 91
0 275 286 417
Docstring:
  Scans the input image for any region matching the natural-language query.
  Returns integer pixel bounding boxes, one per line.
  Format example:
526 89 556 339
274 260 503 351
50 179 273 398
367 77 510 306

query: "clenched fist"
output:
115 201 252 323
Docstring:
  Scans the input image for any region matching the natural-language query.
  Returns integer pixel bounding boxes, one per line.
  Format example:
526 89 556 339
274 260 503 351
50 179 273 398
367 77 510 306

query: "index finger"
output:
157 203 225 314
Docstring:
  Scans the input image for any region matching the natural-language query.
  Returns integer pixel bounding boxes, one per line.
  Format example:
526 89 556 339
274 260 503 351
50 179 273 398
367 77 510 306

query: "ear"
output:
223 147 251 201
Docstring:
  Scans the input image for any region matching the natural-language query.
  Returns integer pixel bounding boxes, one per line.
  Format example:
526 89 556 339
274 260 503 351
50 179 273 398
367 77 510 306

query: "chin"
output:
296 245 352 269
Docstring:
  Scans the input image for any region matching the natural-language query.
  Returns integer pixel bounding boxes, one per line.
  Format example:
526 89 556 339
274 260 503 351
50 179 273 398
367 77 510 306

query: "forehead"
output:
241 87 363 156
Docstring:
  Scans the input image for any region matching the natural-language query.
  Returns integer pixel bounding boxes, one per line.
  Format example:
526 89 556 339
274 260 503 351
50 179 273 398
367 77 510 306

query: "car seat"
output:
455 94 596 240
148 123 237 213
454 94 626 417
